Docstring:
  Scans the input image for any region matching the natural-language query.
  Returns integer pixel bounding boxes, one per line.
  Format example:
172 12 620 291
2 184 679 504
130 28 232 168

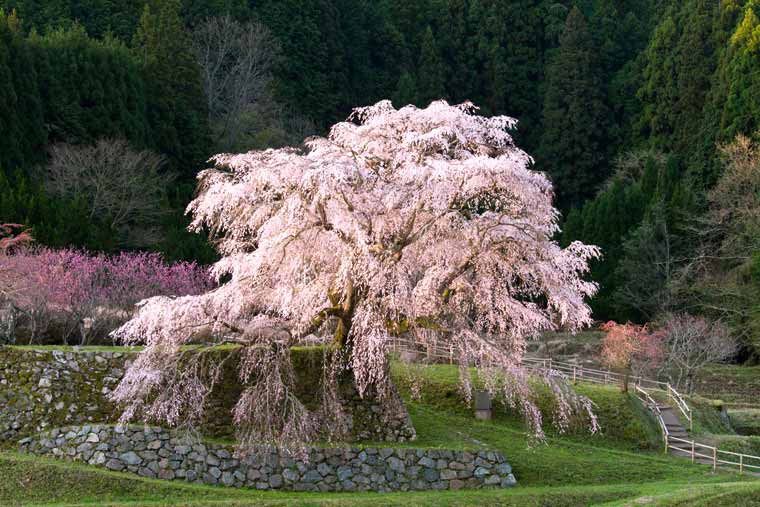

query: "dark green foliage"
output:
470 0 544 148
0 0 144 40
157 182 218 264
253 0 348 128
561 153 689 321
416 25 447 105
0 10 45 171
699 2 760 186
31 25 149 147
635 0 720 182
538 7 612 209
392 71 418 108
135 0 210 174
0 170 97 249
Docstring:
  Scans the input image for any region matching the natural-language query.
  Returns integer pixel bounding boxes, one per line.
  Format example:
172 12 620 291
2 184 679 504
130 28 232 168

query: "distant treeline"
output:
2 0 760 357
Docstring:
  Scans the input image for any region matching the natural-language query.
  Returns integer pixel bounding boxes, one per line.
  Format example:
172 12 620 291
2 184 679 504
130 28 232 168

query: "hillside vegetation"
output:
2 356 758 506
2 1 760 357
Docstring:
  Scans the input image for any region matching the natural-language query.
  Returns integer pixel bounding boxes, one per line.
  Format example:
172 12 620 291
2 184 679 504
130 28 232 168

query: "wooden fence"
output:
523 356 760 475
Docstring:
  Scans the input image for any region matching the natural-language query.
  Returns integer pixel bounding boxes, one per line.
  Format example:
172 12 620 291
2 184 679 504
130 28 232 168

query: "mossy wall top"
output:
0 346 415 444
0 347 127 443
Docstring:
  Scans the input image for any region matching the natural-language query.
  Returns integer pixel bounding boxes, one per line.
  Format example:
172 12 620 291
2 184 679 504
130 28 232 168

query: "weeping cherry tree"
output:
111 100 601 447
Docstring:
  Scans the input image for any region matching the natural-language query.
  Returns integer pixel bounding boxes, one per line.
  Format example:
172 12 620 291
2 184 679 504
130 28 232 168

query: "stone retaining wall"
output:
19 425 516 492
0 348 127 442
0 347 415 444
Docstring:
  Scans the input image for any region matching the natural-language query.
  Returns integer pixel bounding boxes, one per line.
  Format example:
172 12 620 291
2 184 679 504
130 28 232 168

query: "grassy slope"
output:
4 449 759 507
730 409 760 436
695 364 760 407
3 361 759 506
528 331 760 408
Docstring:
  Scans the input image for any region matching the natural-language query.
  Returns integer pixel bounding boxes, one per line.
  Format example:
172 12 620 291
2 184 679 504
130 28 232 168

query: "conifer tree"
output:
476 0 543 149
432 0 475 105
416 25 447 104
637 0 717 163
538 6 611 209
392 71 418 107
718 4 760 141
254 0 345 128
0 12 22 171
135 0 210 174
30 25 149 147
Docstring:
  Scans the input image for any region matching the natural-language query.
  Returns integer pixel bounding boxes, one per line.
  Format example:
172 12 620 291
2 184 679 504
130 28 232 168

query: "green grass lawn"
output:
3 360 759 506
3 448 759 507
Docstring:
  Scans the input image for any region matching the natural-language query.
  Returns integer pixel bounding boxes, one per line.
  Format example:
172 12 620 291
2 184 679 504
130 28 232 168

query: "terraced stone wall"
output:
0 348 126 442
0 347 415 444
19 425 516 492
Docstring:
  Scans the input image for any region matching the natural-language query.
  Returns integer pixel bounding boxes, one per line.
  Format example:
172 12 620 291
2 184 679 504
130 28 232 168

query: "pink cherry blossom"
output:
111 100 601 445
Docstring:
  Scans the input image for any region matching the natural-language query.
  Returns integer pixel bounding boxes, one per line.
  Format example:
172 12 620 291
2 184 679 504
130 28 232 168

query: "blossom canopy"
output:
111 100 601 443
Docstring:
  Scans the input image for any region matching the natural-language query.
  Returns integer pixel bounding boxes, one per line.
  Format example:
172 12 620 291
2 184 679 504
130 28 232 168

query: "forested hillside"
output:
1 0 760 358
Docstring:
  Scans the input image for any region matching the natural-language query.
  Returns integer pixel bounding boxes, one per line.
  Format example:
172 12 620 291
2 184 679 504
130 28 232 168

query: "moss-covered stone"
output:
19 424 514 491
0 346 415 444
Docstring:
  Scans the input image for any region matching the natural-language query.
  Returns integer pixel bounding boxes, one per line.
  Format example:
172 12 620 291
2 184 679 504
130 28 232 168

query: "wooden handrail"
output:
522 356 669 390
394 347 756 475
523 355 759 475
667 383 693 431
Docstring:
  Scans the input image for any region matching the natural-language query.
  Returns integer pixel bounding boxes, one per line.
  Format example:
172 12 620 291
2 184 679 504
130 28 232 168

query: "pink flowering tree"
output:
600 321 663 392
0 249 214 344
0 224 33 340
111 100 601 445
0 223 32 254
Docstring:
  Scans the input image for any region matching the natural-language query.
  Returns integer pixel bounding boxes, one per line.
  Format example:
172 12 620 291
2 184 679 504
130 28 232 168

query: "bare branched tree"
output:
656 314 738 394
607 149 667 188
672 134 760 353
44 139 173 248
192 15 279 151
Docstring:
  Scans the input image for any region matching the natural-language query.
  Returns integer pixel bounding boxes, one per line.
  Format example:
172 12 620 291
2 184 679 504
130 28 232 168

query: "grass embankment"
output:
694 364 760 407
3 359 758 506
730 409 760 436
3 448 759 507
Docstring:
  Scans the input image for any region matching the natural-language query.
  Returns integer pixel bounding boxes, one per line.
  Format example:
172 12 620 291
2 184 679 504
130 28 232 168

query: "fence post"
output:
548 358 552 372
740 454 744 475
573 366 577 383
713 447 717 471
691 441 695 463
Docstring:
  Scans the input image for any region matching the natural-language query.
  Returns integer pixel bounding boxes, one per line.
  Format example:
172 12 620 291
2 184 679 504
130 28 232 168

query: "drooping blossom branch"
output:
111 100 601 445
